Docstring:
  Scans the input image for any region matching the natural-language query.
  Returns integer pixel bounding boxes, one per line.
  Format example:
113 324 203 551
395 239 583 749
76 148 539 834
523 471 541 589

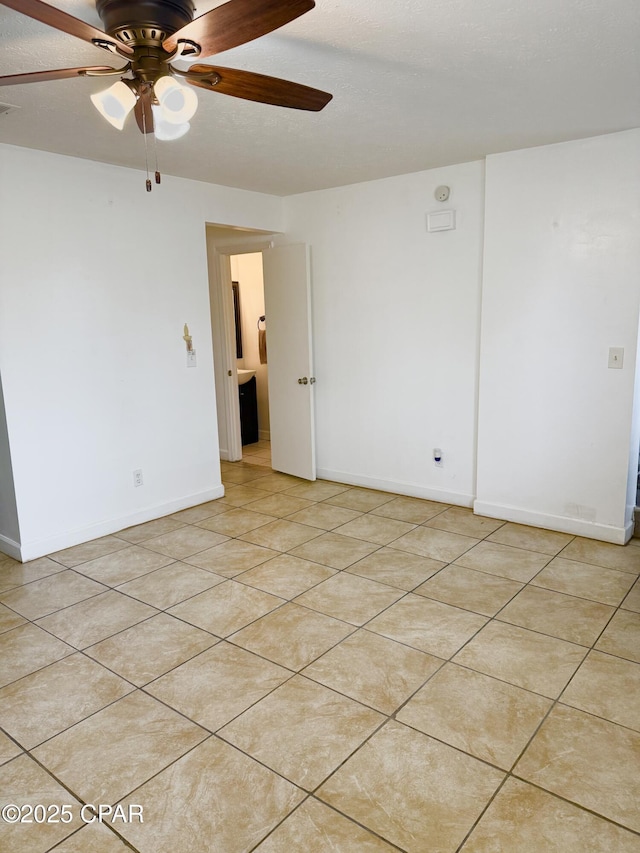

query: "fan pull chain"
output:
154 133 161 184
141 97 152 192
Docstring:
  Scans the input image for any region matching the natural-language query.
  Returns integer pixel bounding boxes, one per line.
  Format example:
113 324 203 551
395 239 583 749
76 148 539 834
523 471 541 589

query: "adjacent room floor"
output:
1 450 639 852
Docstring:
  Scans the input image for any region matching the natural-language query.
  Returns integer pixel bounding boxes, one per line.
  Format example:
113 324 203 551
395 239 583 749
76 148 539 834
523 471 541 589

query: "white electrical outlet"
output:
187 350 197 368
433 448 443 467
133 469 143 487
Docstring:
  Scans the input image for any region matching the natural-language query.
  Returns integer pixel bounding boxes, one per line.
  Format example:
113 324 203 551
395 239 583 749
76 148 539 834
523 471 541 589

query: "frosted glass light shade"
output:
151 105 190 140
154 75 198 124
90 81 136 130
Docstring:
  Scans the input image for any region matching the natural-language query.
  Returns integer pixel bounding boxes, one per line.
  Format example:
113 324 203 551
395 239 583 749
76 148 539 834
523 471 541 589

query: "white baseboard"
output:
0 534 21 561
473 500 632 545
219 449 231 462
316 468 474 508
17 485 226 563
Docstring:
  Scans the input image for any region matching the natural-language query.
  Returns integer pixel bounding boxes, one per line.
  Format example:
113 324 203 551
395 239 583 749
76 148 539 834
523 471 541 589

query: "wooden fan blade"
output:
0 66 117 86
163 0 314 58
0 0 133 54
185 65 332 111
134 89 154 134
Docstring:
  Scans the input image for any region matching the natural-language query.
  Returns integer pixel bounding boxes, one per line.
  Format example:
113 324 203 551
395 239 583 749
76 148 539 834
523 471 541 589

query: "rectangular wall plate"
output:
427 210 456 232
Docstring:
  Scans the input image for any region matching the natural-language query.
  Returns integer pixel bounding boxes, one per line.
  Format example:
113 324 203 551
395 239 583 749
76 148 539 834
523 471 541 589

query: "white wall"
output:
0 144 283 560
476 130 640 543
231 253 270 439
0 375 20 555
283 161 485 504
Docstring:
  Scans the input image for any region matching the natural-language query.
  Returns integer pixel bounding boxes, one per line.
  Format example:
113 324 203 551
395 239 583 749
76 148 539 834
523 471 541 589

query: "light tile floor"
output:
1 443 640 851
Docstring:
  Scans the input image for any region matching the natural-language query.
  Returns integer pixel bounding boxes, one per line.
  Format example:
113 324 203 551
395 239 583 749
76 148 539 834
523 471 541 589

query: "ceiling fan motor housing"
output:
96 0 195 47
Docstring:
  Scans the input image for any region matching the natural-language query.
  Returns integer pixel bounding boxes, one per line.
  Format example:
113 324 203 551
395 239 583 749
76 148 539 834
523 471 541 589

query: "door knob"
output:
298 377 308 385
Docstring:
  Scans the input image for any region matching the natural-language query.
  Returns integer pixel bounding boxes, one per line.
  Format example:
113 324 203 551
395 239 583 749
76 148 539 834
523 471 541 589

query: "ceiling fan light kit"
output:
90 79 137 129
0 0 332 189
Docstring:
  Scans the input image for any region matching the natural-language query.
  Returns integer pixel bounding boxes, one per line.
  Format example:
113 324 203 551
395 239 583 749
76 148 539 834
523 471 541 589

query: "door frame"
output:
208 235 273 462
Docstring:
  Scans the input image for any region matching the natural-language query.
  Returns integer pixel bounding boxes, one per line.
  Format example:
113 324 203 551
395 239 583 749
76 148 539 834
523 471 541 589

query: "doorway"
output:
206 226 317 480
230 251 272 464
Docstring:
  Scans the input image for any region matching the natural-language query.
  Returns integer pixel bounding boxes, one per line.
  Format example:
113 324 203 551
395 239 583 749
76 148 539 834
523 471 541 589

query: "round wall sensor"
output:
434 185 450 202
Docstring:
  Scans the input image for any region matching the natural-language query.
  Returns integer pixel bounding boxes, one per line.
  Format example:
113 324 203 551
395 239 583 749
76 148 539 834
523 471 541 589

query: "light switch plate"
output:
187 349 197 368
608 347 623 369
427 210 456 232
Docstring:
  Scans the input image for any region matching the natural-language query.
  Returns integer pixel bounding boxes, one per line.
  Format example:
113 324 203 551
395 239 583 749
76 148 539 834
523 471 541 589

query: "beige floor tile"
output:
0 653 133 749
86 613 218 686
169 501 230 523
333 514 416 546
0 602 26 634
0 623 73 687
32 691 207 805
324 487 397 512
515 704 640 832
220 675 383 790
326 487 397 512
285 480 350 501
142 526 229 559
461 777 640 853
223 466 271 485
415 565 523 616
118 737 304 853
346 548 445 591
237 554 337 599
72 546 175 586
49 536 130 568
36 589 157 649
595 609 640 663
239 518 323 552
425 507 505 539
370 496 450 524
397 663 551 770
195 507 276 536
532 556 636 605
147 642 290 731
487 523 573 556
0 754 83 852
454 621 587 698
392 526 480 562
116 516 186 544
231 603 355 670
368 594 487 658
560 537 640 574
561 650 640 731
284 503 363 530
169 581 284 636
0 556 64 594
0 731 22 765
622 577 640 612
497 586 615 646
219 484 273 506
245 472 303 492
52 822 135 852
454 541 551 582
303 629 443 714
244 493 315 518
254 797 398 852
184 539 279 576
116 562 224 609
318 720 504 853
0 570 107 620
294 572 404 626
248 454 275 468
289 532 379 570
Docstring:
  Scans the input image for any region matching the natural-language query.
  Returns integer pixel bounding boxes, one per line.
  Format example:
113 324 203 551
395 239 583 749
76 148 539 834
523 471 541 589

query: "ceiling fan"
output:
0 0 332 158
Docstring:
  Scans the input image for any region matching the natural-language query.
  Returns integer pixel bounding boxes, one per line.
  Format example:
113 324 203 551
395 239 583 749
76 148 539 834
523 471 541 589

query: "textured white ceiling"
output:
0 0 638 195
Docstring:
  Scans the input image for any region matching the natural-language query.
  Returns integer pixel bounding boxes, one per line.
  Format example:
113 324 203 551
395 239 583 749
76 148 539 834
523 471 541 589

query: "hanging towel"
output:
258 328 267 364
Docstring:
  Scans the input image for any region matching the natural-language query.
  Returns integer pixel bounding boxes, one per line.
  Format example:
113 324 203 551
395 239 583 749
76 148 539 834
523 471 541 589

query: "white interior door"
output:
262 243 316 480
